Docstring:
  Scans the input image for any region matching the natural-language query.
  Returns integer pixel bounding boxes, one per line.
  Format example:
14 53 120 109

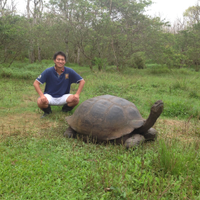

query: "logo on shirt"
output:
65 74 69 79
38 75 42 79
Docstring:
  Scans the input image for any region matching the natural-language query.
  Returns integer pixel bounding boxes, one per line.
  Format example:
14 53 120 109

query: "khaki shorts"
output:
44 94 71 106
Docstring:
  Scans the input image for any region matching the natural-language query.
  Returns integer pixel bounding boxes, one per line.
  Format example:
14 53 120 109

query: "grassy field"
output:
0 62 200 199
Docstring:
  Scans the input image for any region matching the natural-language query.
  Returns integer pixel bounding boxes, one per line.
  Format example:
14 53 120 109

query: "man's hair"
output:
53 51 67 61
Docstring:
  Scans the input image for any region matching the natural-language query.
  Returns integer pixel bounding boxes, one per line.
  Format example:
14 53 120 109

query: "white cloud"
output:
145 0 199 23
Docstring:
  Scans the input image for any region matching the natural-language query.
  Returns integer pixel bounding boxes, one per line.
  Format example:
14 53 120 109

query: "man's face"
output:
54 55 66 68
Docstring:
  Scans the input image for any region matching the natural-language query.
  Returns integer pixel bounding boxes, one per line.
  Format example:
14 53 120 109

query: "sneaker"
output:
41 105 52 118
62 104 74 112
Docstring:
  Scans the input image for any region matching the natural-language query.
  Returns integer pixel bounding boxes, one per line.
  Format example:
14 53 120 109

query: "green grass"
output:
1 135 199 199
0 61 200 199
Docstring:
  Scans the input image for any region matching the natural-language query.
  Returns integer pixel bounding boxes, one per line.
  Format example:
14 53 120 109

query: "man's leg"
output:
62 94 79 112
37 94 52 118
66 95 79 107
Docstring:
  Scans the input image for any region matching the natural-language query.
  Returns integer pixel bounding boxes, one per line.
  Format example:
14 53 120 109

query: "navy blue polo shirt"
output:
36 66 83 97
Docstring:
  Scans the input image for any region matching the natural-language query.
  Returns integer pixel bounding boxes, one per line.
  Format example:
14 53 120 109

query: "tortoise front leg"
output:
143 128 157 141
64 127 76 138
124 134 145 149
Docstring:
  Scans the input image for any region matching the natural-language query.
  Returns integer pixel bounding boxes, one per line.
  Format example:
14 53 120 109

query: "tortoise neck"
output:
137 112 158 134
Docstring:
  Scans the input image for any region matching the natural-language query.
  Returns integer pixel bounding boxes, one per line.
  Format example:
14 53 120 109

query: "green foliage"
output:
189 91 199 99
157 139 200 178
148 65 170 74
2 0 167 67
96 82 123 96
173 68 195 75
174 26 200 71
128 53 146 69
159 45 188 68
0 61 53 79
0 15 29 64
171 79 188 91
0 67 37 79
93 57 108 71
162 101 195 118
0 0 200 70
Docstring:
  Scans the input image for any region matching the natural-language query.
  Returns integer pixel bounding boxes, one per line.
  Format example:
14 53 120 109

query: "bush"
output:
128 53 146 69
93 57 108 71
0 67 37 79
148 65 170 74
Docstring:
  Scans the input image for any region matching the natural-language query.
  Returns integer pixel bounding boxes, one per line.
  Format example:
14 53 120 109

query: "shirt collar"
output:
54 66 65 74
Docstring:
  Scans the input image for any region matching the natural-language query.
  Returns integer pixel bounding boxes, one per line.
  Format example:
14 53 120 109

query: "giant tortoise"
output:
64 95 164 148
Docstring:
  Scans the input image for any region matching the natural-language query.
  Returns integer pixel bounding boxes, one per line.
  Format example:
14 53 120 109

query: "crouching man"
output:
33 51 85 118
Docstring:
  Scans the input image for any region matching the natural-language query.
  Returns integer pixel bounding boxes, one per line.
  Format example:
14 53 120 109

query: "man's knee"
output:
73 97 79 104
37 97 49 108
70 97 79 106
67 95 79 107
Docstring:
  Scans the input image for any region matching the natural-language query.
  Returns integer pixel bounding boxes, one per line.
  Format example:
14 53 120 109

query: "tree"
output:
1 0 184 70
26 0 44 63
183 2 200 26
0 15 29 65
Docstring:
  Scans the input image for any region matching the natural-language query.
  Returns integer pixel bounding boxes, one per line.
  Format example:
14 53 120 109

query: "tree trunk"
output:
38 46 41 62
26 0 30 18
29 43 35 63
77 47 80 65
65 39 68 61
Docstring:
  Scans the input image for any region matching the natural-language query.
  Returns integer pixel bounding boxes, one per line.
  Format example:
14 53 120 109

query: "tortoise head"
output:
136 100 164 134
150 100 164 117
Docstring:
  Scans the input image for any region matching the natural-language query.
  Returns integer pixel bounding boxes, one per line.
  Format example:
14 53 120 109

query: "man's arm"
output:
33 80 48 104
75 79 85 96
66 79 85 107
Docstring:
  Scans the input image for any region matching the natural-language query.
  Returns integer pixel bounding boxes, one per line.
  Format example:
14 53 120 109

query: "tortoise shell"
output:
66 95 145 141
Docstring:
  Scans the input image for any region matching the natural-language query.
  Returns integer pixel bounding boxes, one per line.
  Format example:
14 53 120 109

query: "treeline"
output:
0 0 200 70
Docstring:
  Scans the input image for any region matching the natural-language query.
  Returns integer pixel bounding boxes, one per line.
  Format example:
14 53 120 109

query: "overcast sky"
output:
15 0 199 24
145 0 199 23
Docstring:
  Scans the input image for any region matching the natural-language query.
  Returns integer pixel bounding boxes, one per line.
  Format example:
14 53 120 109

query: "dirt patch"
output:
22 94 38 103
155 118 200 143
0 112 64 137
0 114 199 144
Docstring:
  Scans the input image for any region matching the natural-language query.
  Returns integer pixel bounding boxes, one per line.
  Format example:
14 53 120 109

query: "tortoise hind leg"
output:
64 127 76 138
143 128 157 141
124 134 145 149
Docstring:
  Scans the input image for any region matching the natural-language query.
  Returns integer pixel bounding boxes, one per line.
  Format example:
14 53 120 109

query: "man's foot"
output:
41 105 52 118
41 112 51 118
62 104 74 112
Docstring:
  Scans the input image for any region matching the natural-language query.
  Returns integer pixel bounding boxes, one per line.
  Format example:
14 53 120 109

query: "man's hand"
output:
40 95 48 104
73 94 79 101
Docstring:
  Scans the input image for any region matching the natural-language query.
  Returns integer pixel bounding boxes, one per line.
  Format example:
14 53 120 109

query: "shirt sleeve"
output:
36 69 48 84
69 68 83 84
